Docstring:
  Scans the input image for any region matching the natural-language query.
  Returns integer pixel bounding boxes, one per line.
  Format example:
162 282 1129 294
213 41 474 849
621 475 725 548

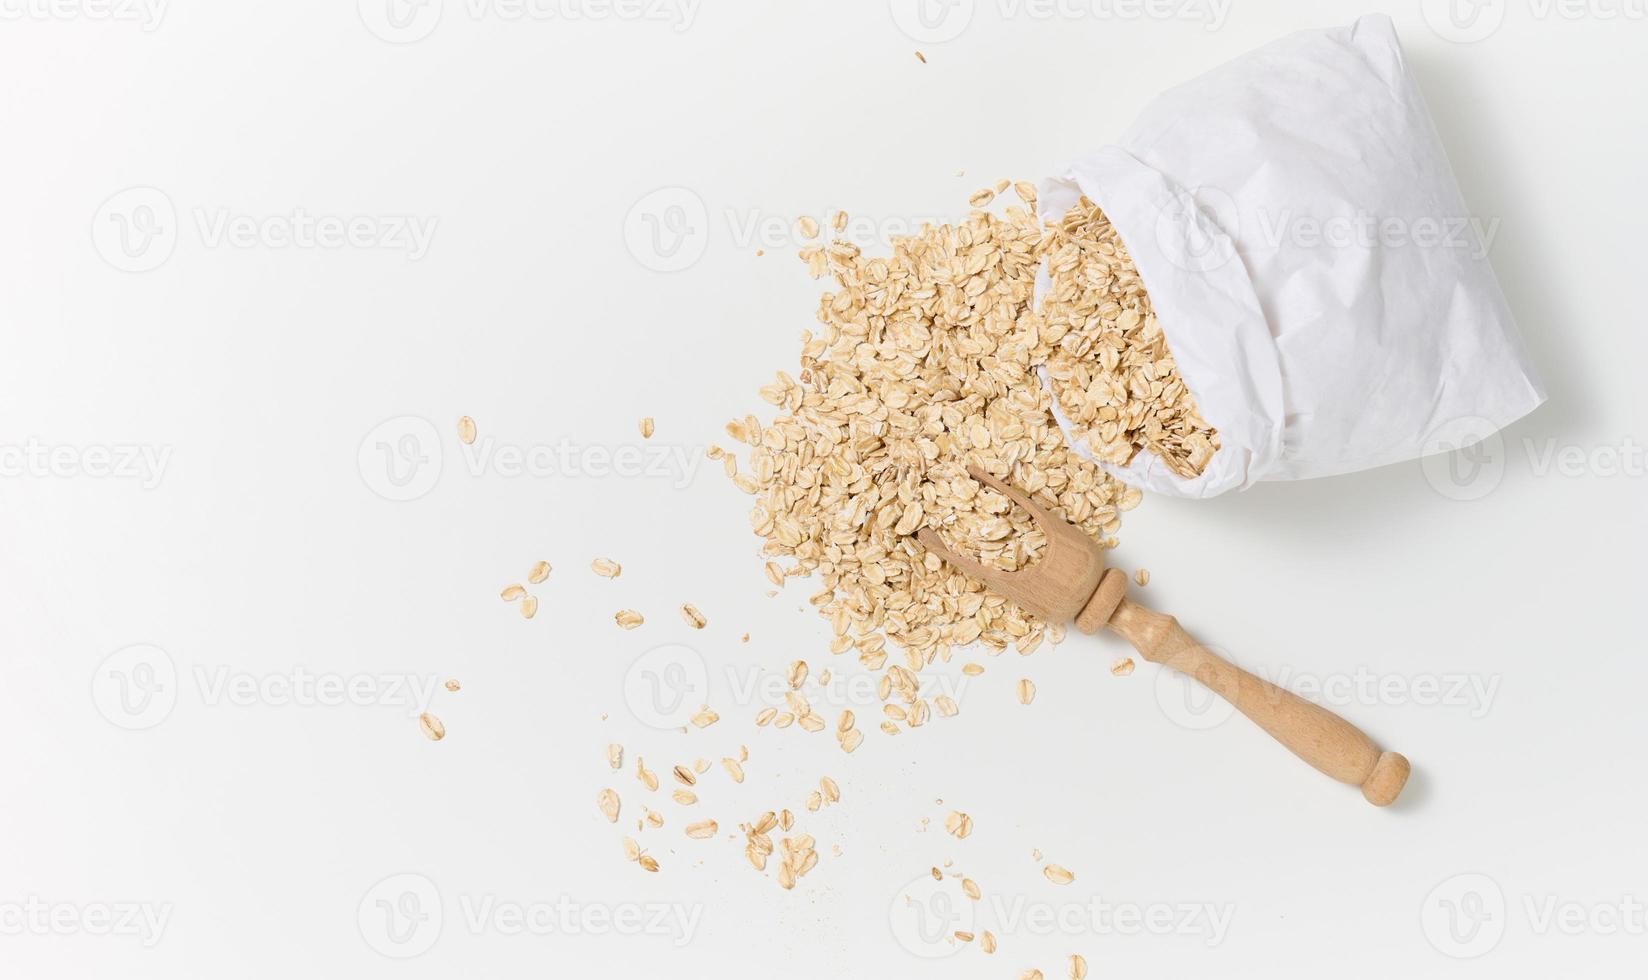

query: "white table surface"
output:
3 1 1645 976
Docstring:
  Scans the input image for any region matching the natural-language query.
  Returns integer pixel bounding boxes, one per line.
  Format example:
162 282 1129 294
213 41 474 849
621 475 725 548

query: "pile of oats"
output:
721 187 1215 677
1041 197 1220 478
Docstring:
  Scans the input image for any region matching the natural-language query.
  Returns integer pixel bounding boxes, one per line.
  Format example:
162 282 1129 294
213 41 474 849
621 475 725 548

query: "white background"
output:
2 1 1645 977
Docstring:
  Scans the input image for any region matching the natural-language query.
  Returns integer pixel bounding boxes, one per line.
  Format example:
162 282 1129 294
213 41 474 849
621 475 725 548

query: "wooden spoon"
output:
916 468 1411 807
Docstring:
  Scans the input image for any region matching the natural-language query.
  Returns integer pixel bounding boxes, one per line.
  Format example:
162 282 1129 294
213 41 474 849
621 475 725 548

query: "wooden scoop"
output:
916 469 1411 807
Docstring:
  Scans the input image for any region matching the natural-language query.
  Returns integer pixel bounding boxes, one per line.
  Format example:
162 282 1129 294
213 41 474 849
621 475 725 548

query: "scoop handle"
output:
1097 587 1410 807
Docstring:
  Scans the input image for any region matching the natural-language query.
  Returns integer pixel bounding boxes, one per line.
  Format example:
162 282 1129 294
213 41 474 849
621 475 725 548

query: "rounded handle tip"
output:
1362 752 1411 807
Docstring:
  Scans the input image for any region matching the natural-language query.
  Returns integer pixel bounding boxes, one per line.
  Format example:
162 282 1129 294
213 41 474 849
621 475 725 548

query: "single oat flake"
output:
1134 568 1150 587
1111 658 1136 677
444 679 460 692
418 712 445 741
500 584 526 602
639 417 655 439
615 609 643 630
1043 864 1075 885
457 416 477 445
680 604 707 629
520 596 539 619
1018 679 1036 705
597 789 621 823
528 561 552 584
592 558 622 578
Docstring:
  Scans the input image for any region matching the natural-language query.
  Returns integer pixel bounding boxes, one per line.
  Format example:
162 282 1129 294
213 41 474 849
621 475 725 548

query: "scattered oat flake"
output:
597 789 620 823
1044 864 1076 885
622 837 641 862
637 759 659 791
691 707 720 729
1135 568 1150 587
795 216 820 240
592 558 622 578
637 854 660 872
1021 971 1044 980
1111 658 1136 677
520 595 539 619
639 417 655 439
615 609 643 630
686 820 718 839
500 584 526 601
680 603 707 629
721 758 745 783
457 416 477 445
962 878 981 900
961 663 985 676
671 789 697 806
528 561 551 584
444 679 460 692
672 765 696 786
968 188 995 207
981 931 997 953
418 712 445 741
607 743 624 770
914 50 926 63
945 811 973 839
1070 954 1088 979
1018 678 1036 705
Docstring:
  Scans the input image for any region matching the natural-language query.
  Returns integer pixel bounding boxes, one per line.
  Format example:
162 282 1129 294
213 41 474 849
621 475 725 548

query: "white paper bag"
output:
1038 13 1545 498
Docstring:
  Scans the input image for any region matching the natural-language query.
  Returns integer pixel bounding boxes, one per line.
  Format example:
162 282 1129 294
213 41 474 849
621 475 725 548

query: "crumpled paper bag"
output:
1038 13 1545 498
